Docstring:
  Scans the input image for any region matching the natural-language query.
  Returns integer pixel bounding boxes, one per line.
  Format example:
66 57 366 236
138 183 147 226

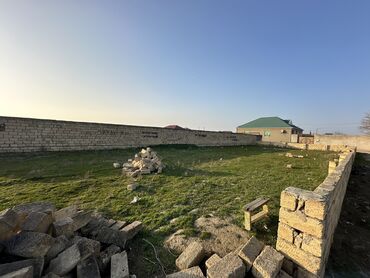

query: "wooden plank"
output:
262 204 268 214
248 198 269 212
243 197 263 211
244 197 270 212
251 210 268 223
244 211 252 231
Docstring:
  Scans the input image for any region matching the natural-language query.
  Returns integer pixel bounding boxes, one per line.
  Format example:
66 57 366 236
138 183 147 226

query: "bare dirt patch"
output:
165 216 250 257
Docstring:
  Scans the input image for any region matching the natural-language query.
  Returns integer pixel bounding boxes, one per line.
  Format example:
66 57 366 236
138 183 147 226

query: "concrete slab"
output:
175 242 205 270
5 232 54 258
252 246 284 278
207 253 246 278
238 236 264 271
77 255 101 278
111 251 129 278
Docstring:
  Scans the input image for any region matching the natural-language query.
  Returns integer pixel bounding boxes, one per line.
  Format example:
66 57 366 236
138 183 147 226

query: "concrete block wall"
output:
0 116 257 153
257 141 354 152
315 134 370 153
298 136 314 144
276 151 355 277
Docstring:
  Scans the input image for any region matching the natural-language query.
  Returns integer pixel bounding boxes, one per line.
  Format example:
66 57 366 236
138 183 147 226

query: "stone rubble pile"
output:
121 147 164 178
0 201 142 278
167 236 292 278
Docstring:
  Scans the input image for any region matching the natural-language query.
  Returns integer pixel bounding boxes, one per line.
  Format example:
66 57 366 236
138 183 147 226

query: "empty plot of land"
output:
0 145 335 276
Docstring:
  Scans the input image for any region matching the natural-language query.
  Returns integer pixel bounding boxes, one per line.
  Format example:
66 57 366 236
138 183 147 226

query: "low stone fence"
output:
298 135 314 144
276 150 355 277
0 116 257 153
314 134 370 153
257 141 355 152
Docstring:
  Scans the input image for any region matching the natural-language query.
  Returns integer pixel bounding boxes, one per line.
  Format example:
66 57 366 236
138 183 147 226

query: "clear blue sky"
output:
0 1 369 134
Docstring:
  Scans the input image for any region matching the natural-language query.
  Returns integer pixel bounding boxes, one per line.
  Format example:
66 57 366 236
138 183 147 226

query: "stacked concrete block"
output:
207 252 246 278
327 161 338 175
0 201 143 277
110 220 127 231
306 144 329 151
46 244 83 275
121 221 143 240
71 236 101 259
21 211 53 233
0 208 24 241
111 251 129 278
251 246 284 278
121 148 165 176
99 244 121 271
328 144 356 152
0 258 45 277
2 266 33 278
53 205 78 221
77 255 101 278
276 151 355 277
166 266 205 278
259 141 356 153
95 226 128 248
238 236 264 271
72 211 92 231
286 143 308 150
52 217 74 237
4 231 54 258
175 242 205 270
45 235 70 262
205 253 221 269
169 236 286 278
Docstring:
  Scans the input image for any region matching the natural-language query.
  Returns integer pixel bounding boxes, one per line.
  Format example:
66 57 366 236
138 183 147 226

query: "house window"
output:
264 130 271 137
0 124 5 131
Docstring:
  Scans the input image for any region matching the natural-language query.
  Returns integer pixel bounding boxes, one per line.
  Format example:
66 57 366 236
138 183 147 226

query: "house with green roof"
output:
237 117 303 142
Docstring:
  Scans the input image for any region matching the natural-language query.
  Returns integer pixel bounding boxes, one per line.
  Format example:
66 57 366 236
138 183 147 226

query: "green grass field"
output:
0 145 336 276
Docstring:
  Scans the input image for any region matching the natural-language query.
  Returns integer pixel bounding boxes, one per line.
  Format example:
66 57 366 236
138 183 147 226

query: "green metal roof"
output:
238 117 303 130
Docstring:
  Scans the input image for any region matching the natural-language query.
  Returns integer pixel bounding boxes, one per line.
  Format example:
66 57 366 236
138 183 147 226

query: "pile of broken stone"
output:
119 147 164 178
0 201 142 278
167 236 291 278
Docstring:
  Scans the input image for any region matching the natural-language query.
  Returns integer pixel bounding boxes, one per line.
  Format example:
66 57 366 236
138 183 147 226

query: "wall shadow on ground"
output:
325 153 370 277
